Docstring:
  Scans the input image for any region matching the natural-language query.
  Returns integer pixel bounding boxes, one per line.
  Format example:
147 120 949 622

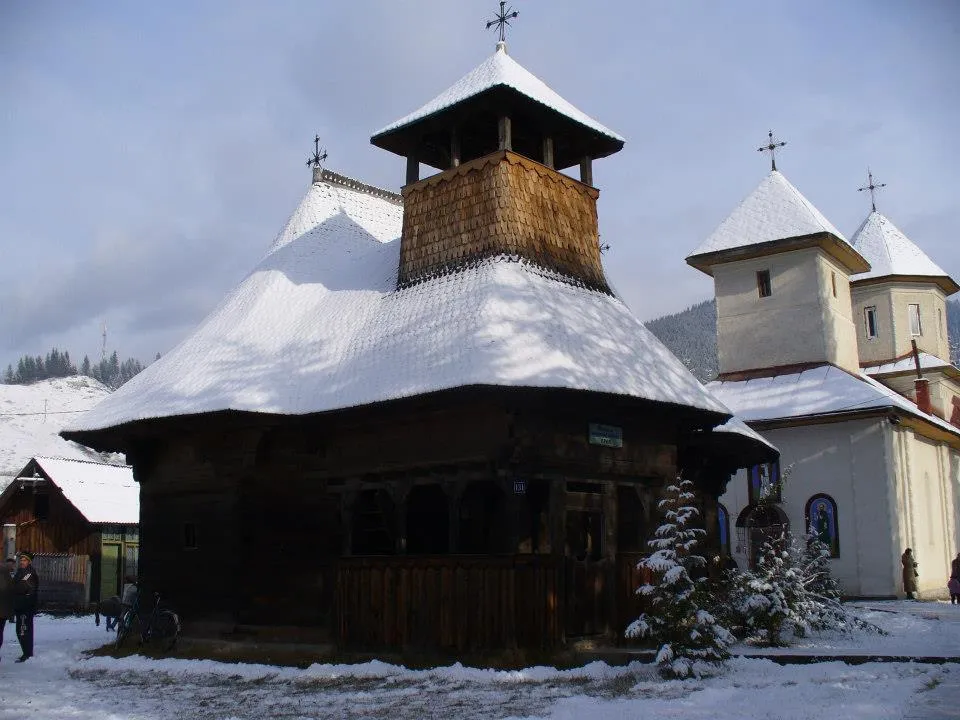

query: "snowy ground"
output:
0 603 958 720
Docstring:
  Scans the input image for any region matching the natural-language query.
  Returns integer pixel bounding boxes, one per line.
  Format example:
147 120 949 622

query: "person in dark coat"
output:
902 548 919 600
0 559 13 657
12 552 39 662
950 553 960 605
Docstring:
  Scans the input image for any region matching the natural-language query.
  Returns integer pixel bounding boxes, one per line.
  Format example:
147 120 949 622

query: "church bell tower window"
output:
864 306 878 339
908 304 922 336
756 270 772 298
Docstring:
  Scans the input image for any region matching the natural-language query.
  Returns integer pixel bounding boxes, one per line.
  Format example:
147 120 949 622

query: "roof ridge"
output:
318 169 403 206
34 455 130 469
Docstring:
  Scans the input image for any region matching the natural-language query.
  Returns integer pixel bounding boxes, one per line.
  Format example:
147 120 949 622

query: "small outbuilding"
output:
0 456 138 605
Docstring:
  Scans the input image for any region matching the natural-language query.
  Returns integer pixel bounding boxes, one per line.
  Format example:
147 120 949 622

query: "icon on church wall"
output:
805 494 839 558
748 461 781 504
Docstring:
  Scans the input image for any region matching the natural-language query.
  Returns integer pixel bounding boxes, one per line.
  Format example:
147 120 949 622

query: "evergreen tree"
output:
81 355 91 377
625 477 733 678
4 364 12 384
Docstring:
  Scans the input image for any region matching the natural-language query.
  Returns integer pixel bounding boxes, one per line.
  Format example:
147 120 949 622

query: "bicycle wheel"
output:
115 610 134 650
153 610 181 652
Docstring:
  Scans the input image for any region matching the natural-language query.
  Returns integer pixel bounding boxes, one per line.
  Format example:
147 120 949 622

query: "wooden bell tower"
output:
370 39 624 291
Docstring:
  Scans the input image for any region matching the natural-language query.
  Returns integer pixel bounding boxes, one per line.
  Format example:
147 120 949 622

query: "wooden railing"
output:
336 555 563 651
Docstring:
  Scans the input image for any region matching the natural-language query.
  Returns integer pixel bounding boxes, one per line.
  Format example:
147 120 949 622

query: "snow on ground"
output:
1 603 959 719
0 377 119 488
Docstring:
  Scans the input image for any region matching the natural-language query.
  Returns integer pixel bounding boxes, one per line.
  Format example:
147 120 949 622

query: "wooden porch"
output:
335 553 651 651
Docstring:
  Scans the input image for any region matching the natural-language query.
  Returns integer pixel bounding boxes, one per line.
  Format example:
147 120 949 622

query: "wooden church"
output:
64 32 774 654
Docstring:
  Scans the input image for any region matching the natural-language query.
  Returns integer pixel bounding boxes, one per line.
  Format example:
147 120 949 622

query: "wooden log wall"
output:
399 150 607 290
0 483 100 558
336 555 563 651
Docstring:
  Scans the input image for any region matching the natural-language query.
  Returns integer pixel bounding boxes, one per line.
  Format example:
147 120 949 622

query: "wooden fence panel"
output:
30 553 90 611
616 552 653 645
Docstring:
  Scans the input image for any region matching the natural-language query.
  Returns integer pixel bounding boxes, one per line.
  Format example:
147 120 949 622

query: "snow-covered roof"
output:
862 351 953 378
687 171 859 270
19 456 137 525
0 376 118 488
850 211 958 293
707 364 960 438
713 415 778 454
66 171 732 436
372 42 623 144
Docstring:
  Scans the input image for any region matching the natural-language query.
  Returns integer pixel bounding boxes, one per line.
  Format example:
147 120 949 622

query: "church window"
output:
183 523 198 550
718 502 731 558
805 494 839 558
908 304 922 336
757 270 771 298
938 308 944 339
864 306 878 339
831 272 837 298
748 462 781 504
34 493 50 521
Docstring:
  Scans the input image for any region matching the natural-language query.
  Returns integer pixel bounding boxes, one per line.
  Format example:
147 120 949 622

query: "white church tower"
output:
686 152 870 377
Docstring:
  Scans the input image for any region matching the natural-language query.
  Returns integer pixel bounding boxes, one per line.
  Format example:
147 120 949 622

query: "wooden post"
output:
579 156 593 186
542 136 554 169
498 115 512 152
450 128 461 169
406 154 419 185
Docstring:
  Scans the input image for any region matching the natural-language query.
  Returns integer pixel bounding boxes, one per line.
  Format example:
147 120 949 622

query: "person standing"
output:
12 552 39 662
0 559 13 658
902 548 919 600
949 553 960 605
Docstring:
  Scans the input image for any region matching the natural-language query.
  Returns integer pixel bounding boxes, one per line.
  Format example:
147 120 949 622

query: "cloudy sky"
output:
1 1 958 369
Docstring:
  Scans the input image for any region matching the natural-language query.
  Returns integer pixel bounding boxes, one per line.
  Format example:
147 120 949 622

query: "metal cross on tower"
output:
858 168 886 212
487 1 519 43
306 135 328 169
757 130 787 171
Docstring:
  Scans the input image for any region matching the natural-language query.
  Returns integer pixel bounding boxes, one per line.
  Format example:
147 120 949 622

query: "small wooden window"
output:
183 523 198 550
864 306 878 339
757 270 772 298
908 304 922 336
34 494 50 522
831 272 837 298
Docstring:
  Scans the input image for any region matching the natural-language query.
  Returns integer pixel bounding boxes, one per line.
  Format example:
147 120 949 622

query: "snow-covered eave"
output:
685 231 870 277
849 272 960 296
745 405 960 450
63 383 733 451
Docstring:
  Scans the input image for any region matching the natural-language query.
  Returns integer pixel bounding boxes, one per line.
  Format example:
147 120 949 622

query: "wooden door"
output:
99 544 120 601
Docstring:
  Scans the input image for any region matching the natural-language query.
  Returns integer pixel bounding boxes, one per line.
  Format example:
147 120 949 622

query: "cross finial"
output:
858 167 886 212
486 1 519 45
757 130 787 172
306 134 328 169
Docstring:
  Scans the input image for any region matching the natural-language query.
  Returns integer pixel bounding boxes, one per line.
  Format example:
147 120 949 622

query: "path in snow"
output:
1 603 960 720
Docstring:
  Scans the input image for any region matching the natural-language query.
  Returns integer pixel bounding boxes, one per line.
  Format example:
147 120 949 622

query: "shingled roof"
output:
850 211 959 294
687 171 869 275
65 170 735 437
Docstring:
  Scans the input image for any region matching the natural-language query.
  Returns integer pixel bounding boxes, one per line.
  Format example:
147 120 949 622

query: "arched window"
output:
406 484 449 554
351 489 396 555
458 481 507 554
717 503 730 559
805 494 839 558
736 503 789 569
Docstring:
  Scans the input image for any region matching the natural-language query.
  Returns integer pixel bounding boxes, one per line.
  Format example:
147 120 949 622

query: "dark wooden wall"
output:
108 386 731 647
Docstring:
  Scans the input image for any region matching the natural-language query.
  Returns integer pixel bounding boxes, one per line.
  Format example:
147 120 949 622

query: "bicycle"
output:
115 590 181 652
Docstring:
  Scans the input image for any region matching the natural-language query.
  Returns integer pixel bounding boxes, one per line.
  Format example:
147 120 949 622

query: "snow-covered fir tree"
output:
625 477 733 678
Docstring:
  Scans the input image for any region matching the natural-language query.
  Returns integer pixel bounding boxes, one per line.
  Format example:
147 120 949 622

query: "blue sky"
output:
1 1 957 368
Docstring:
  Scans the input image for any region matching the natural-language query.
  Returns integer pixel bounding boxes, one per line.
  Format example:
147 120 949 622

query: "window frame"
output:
908 303 922 336
831 272 837 298
864 305 878 339
756 270 772 298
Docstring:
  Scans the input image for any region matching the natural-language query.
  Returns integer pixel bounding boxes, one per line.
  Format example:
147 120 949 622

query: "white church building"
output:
686 167 960 599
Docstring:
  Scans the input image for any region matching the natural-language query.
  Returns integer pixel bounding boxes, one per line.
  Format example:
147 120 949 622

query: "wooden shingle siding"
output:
399 151 607 290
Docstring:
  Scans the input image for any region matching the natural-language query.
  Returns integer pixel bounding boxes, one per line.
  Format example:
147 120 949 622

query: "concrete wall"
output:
720 418 960 598
852 281 949 364
714 248 859 375
888 427 960 598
